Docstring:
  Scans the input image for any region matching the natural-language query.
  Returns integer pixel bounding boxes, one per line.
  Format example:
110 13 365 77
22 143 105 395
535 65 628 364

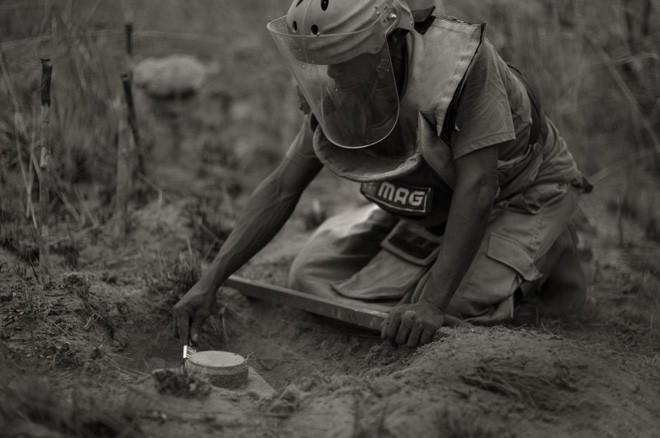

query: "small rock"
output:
90 346 104 360
267 384 306 417
297 376 317 392
152 368 212 399
245 390 262 400
0 290 13 303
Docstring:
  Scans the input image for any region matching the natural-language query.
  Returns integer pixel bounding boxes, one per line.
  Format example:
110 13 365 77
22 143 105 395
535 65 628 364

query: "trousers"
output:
288 185 580 322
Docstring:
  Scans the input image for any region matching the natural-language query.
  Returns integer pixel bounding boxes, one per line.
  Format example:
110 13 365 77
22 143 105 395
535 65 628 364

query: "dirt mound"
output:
269 327 659 437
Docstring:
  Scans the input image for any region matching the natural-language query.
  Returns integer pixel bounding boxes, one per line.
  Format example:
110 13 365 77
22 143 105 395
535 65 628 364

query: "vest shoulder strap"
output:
438 61 550 147
438 35 483 144
507 64 549 144
439 76 465 144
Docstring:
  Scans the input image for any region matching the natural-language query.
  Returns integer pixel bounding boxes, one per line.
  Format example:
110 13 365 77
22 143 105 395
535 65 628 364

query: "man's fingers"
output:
406 323 423 348
190 311 208 346
395 311 415 345
382 309 402 340
419 327 435 345
384 316 401 342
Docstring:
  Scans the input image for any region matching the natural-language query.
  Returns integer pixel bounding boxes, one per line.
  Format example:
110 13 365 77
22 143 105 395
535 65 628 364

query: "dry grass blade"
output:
0 53 37 224
588 147 657 183
586 36 660 159
461 361 579 414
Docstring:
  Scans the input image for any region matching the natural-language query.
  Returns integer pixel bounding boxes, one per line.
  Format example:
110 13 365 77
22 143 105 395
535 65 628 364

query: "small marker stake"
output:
183 345 197 360
125 21 133 60
38 58 52 273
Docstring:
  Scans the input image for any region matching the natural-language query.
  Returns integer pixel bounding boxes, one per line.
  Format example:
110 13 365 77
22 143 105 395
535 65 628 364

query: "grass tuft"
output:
186 196 235 261
144 251 201 309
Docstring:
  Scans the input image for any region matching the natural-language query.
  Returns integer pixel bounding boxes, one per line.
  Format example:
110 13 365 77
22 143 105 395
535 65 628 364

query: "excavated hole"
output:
119 291 408 389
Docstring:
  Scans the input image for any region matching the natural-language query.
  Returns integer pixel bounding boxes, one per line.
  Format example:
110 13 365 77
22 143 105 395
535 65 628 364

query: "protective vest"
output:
312 14 483 183
312 14 553 204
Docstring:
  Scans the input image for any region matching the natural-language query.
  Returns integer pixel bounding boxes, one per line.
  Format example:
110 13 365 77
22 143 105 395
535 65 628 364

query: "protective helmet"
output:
268 0 414 148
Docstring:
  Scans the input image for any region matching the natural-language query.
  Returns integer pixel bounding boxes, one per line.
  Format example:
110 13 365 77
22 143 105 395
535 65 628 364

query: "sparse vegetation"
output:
144 251 201 309
185 196 235 261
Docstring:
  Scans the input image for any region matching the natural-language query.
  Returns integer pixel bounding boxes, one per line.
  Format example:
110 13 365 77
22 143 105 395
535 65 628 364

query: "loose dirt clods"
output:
264 384 308 417
151 368 212 399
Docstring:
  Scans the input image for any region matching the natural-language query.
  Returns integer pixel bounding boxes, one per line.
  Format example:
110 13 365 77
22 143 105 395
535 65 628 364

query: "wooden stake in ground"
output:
115 74 137 237
125 21 133 60
123 18 145 176
38 58 53 272
121 72 139 152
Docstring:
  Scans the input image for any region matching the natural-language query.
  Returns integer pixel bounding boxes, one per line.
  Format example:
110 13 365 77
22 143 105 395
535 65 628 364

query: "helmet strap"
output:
388 28 408 97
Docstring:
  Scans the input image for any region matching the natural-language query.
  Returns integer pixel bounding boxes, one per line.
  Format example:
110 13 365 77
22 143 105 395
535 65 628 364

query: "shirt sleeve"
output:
449 40 516 160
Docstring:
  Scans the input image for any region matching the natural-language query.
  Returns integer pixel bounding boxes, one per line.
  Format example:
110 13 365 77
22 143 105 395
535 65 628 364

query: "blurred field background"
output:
0 0 658 250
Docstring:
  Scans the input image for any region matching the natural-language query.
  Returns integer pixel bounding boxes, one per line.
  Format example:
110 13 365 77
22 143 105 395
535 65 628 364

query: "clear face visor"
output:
268 16 400 149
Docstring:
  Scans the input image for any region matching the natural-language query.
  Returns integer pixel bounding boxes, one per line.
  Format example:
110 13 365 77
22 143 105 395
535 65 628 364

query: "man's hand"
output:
381 300 445 348
172 284 216 346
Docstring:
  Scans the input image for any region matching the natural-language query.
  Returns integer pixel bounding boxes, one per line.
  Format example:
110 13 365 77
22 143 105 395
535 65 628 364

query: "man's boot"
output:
537 224 587 318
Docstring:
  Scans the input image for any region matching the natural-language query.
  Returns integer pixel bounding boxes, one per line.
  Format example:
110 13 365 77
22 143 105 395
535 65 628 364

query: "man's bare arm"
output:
200 159 321 292
173 119 322 344
382 143 500 346
420 143 499 311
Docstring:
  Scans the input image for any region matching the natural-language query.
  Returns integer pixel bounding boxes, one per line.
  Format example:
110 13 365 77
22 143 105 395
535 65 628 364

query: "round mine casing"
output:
185 351 249 389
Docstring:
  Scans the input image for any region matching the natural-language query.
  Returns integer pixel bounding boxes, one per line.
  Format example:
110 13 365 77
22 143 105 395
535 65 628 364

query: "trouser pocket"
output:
332 221 442 301
440 231 542 322
486 232 542 285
